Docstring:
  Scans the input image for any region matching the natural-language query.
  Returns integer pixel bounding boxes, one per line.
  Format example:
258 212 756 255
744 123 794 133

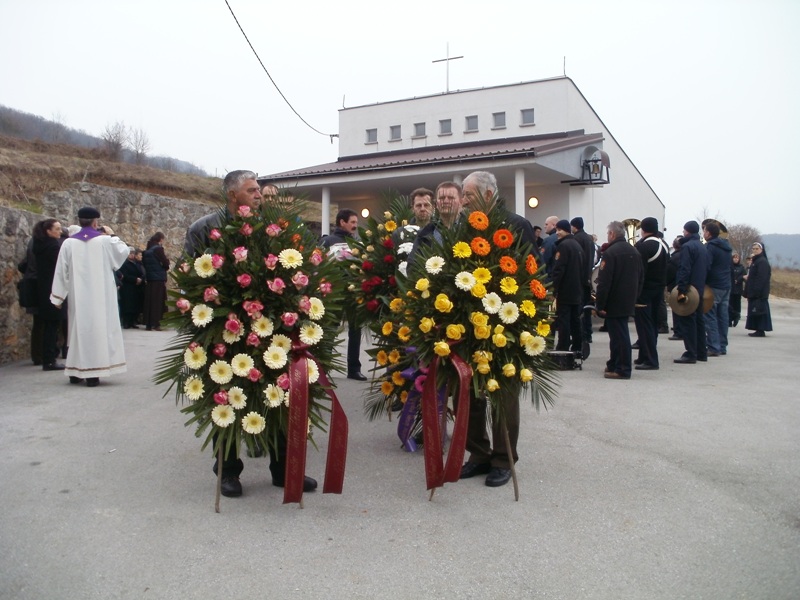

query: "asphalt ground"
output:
1 300 799 599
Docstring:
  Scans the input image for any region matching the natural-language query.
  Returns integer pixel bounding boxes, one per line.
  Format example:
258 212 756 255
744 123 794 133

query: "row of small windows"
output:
365 108 535 143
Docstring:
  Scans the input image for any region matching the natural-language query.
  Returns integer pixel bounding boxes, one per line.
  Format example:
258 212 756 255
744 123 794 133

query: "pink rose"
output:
291 271 309 289
211 254 225 269
180 262 191 273
267 278 286 294
414 375 427 393
237 273 252 288
248 368 262 382
203 286 219 303
319 281 332 295
264 254 279 270
176 298 191 313
237 205 251 218
246 332 261 347
265 223 282 237
209 229 222 241
188 341 199 351
225 314 241 333
276 373 290 390
213 343 227 357
239 223 253 236
298 296 311 313
281 312 299 327
233 246 248 263
310 249 323 266
213 390 228 405
242 300 264 317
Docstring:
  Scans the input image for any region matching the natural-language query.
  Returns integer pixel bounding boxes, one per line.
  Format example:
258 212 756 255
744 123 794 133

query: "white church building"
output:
261 76 663 238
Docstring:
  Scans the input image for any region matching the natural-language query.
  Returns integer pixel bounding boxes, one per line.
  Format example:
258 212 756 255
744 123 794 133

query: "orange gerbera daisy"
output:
470 237 491 256
499 256 518 274
525 254 538 274
468 211 489 231
493 229 513 248
530 279 547 299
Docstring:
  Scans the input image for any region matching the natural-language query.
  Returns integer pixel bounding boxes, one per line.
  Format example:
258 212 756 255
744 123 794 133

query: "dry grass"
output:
771 268 800 300
0 134 222 211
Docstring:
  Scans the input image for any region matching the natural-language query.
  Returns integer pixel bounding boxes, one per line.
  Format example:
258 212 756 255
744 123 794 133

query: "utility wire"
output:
224 0 337 141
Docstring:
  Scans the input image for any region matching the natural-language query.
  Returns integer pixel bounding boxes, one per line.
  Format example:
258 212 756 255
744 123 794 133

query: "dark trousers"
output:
633 288 661 367
460 383 520 469
42 318 61 366
581 285 593 340
555 303 582 352
677 306 707 360
656 290 668 330
347 323 362 375
215 431 287 482
605 316 632 377
729 294 742 325
30 315 44 364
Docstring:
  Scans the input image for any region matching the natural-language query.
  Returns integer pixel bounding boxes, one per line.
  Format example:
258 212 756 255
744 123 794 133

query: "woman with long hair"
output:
142 232 169 331
744 242 772 337
32 218 66 370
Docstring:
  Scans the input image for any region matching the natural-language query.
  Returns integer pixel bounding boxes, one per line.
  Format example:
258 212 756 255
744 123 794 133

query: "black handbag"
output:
17 278 37 308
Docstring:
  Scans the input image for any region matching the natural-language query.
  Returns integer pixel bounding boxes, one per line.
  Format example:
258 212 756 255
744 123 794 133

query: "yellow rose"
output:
421 290 431 299
397 326 412 342
445 324 465 340
382 321 394 336
486 379 499 392
494 324 505 335
453 242 472 258
537 320 551 337
415 278 430 292
474 324 491 339
492 332 508 347
476 362 491 375
383 211 393 219
519 331 532 344
502 363 516 377
470 312 489 327
419 317 435 333
473 267 492 284
472 350 493 363
470 283 487 298
434 293 453 313
520 300 537 317
366 245 375 252
520 368 533 382
434 341 451 357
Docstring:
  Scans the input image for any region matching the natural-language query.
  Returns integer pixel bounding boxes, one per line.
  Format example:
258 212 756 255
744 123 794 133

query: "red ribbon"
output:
422 353 471 490
284 344 348 504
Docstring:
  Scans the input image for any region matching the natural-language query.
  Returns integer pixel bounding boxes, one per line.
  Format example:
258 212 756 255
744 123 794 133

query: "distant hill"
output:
761 234 800 269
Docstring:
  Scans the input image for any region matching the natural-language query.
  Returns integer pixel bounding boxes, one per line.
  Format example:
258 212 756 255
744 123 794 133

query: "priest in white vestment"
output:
50 207 130 386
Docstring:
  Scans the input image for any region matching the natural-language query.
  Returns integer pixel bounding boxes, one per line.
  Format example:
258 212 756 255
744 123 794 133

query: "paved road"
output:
2 301 799 599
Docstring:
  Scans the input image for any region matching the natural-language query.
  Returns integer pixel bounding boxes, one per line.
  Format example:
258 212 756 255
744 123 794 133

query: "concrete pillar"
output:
321 186 330 236
514 168 525 217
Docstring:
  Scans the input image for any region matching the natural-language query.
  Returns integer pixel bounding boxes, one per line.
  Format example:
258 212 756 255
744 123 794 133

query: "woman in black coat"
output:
117 247 146 328
32 219 65 370
142 232 170 331
744 242 772 337
729 252 746 327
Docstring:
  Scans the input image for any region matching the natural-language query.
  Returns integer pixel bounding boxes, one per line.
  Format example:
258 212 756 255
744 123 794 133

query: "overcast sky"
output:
2 0 798 236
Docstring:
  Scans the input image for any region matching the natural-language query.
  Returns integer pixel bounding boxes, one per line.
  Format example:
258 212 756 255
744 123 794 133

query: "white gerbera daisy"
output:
499 302 520 324
194 254 216 278
230 353 255 377
278 248 303 269
184 376 204 401
454 271 477 291
191 304 214 327
211 404 235 427
263 345 288 370
242 411 266 434
425 256 445 275
209 360 233 384
524 336 546 356
184 346 208 370
299 322 324 346
227 386 247 409
263 384 285 408
482 293 502 314
307 297 325 320
270 334 292 353
307 359 320 384
252 316 274 338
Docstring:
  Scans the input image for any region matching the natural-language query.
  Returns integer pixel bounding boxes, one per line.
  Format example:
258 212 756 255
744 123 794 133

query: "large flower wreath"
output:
155 198 348 506
400 202 558 493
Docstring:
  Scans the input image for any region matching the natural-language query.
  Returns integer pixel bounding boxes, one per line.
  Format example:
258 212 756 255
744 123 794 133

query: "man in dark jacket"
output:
674 221 709 364
552 220 585 354
729 252 746 327
541 215 559 280
702 222 732 356
665 237 684 340
570 217 596 343
633 217 668 370
595 221 643 379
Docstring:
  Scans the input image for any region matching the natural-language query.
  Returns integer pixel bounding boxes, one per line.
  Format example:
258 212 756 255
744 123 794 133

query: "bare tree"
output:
726 223 762 258
101 121 128 161
130 127 151 165
49 111 67 143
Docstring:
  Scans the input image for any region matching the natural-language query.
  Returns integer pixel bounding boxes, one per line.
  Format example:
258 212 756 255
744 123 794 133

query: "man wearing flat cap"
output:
51 206 130 386
633 217 669 370
551 219 585 354
673 220 709 364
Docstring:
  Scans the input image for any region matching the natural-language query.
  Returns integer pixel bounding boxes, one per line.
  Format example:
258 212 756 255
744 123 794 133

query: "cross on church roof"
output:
432 43 463 93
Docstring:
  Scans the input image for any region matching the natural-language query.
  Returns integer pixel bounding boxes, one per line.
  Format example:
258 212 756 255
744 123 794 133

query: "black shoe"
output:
604 371 630 379
658 326 670 334
598 325 608 332
697 356 707 362
732 320 739 328
748 331 765 337
668 335 682 341
631 341 640 350
634 358 643 365
86 377 100 387
347 372 368 381
33 360 43 366
61 347 68 359
460 462 492 479
674 356 696 364
485 467 512 487
635 364 659 370
272 476 318 492
43 363 66 371
129 324 139 329
221 476 242 497
707 351 720 357
69 376 84 384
